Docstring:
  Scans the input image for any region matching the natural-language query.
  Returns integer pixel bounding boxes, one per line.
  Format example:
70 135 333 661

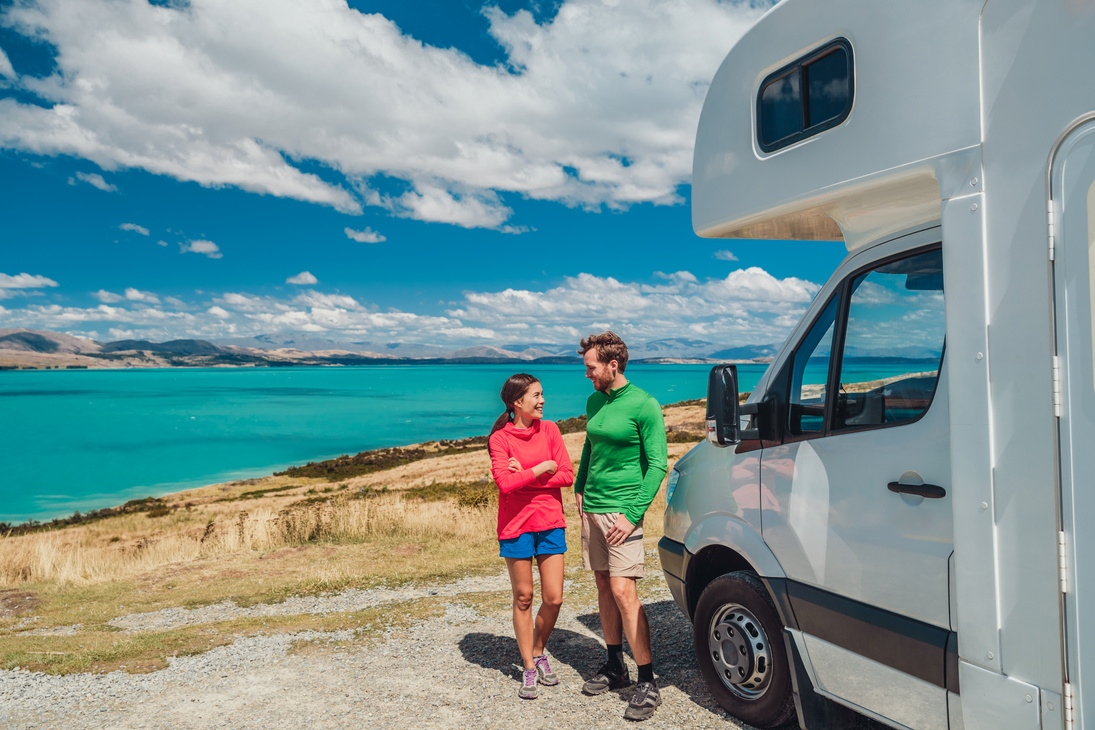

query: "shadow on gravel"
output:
458 626 606 681
572 599 743 722
456 601 760 723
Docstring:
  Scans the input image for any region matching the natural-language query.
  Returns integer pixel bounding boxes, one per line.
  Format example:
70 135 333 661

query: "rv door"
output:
760 228 955 729
1050 116 1095 730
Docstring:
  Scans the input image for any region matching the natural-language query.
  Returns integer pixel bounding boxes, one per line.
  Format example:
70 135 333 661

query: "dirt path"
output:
0 566 760 730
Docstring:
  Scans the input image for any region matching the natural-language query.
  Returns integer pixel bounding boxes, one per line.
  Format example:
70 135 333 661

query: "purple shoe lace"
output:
534 654 558 685
518 667 539 699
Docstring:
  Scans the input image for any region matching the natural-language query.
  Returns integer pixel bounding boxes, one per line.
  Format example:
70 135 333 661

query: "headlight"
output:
666 469 681 504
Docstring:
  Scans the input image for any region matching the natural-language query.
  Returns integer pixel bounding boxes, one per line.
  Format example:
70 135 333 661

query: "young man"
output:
574 331 668 721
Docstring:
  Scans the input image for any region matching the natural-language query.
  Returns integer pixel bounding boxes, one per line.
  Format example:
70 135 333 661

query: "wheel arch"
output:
683 516 786 621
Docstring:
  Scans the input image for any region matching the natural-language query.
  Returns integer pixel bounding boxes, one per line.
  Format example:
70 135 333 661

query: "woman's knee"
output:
540 590 563 611
513 591 534 612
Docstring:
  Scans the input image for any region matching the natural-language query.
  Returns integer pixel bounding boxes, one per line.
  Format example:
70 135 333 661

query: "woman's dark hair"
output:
490 373 540 435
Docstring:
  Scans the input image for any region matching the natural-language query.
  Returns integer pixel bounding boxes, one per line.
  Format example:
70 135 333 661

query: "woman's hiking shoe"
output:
581 662 631 695
623 680 662 721
518 667 539 699
534 654 558 686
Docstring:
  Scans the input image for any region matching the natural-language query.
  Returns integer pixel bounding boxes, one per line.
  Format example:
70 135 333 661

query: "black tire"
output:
693 572 795 728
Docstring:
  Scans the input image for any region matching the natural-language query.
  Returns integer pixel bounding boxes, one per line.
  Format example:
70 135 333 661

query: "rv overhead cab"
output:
660 1 1095 729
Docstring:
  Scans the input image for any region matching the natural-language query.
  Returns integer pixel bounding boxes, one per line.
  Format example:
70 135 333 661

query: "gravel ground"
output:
0 571 761 730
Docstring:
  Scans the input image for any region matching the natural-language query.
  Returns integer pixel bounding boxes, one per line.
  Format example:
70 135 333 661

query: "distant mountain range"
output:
0 328 781 370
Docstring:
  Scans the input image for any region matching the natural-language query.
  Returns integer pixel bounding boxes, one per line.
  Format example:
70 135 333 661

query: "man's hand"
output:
605 513 635 546
575 492 583 513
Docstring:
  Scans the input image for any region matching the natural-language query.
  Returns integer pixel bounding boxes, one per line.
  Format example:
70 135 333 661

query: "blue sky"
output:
0 0 846 349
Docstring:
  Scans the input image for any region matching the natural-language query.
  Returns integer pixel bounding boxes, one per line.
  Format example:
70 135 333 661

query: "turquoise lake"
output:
0 360 924 523
0 363 732 523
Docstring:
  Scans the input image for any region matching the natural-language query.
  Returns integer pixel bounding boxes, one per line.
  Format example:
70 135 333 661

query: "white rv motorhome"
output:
659 2 1095 729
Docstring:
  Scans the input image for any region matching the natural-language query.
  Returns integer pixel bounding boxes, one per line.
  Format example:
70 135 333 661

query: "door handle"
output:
887 481 947 499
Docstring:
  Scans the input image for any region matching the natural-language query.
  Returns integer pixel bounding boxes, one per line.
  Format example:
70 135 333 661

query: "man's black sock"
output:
607 643 625 673
637 662 654 683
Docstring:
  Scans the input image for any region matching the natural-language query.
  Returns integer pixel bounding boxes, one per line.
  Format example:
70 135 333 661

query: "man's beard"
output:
592 372 613 392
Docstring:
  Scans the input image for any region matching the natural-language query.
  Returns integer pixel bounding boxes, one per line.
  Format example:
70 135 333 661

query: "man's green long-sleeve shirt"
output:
574 381 668 526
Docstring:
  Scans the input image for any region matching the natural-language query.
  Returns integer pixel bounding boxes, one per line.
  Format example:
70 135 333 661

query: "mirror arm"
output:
739 401 761 442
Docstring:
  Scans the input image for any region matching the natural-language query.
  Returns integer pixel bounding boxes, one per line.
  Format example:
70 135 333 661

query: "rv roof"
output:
692 0 983 251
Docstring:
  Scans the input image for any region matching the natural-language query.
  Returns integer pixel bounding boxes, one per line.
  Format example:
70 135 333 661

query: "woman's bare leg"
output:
532 552 565 656
506 557 536 670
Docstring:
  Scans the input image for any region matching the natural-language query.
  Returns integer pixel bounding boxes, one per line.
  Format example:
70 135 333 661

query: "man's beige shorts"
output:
581 511 645 578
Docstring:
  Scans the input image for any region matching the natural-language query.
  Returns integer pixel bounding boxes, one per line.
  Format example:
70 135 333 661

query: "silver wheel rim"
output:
707 602 772 700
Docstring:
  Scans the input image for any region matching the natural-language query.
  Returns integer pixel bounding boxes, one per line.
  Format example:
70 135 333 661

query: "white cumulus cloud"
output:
344 227 386 244
124 287 160 304
714 249 739 261
92 289 124 303
68 171 117 192
0 265 832 352
0 0 769 229
0 46 15 79
180 240 222 259
119 222 149 235
286 271 318 285
0 272 59 289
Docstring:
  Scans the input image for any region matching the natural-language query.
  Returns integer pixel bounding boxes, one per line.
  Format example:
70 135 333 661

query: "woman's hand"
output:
507 457 522 472
530 459 558 477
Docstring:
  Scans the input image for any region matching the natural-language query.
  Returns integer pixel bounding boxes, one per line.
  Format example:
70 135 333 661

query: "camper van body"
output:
659 1 1095 729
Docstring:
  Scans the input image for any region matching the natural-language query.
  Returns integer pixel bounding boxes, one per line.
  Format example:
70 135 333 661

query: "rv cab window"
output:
834 248 945 431
758 39 853 153
784 246 945 440
788 295 838 436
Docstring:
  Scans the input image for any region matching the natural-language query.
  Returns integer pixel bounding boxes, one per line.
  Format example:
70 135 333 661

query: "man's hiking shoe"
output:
581 662 631 695
534 654 558 686
518 667 539 699
623 680 662 721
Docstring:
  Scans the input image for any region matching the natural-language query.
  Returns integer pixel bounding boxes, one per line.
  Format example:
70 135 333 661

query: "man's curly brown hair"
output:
578 331 629 372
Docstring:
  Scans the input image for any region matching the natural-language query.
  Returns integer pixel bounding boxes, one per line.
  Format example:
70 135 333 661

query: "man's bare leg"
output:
609 575 651 665
594 569 623 644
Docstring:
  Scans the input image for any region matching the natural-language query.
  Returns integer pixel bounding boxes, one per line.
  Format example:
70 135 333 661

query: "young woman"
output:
488 373 574 700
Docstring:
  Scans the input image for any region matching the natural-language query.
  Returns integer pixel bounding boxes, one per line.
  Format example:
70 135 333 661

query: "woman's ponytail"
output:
490 409 513 435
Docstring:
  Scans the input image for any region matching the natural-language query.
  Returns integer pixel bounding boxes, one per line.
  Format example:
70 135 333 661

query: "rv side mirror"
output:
706 364 740 446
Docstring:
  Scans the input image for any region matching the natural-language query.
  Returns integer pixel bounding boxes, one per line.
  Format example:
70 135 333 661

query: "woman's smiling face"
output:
513 382 544 422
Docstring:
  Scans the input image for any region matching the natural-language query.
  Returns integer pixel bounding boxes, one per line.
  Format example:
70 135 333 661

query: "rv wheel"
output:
693 572 795 728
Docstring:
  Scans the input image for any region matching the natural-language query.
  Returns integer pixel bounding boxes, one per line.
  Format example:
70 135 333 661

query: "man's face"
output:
584 349 617 393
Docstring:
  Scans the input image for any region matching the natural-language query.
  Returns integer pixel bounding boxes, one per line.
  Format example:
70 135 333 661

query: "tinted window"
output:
806 47 851 128
757 39 853 153
760 70 802 146
834 249 945 431
788 295 838 436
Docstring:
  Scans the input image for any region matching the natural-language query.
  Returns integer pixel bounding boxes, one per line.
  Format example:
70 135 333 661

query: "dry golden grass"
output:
0 493 497 587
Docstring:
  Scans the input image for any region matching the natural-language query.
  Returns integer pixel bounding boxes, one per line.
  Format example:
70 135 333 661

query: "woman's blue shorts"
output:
499 527 567 559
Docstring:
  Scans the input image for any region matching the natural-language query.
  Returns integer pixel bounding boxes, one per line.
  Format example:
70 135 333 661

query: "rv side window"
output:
833 248 945 431
788 295 838 436
758 39 853 153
